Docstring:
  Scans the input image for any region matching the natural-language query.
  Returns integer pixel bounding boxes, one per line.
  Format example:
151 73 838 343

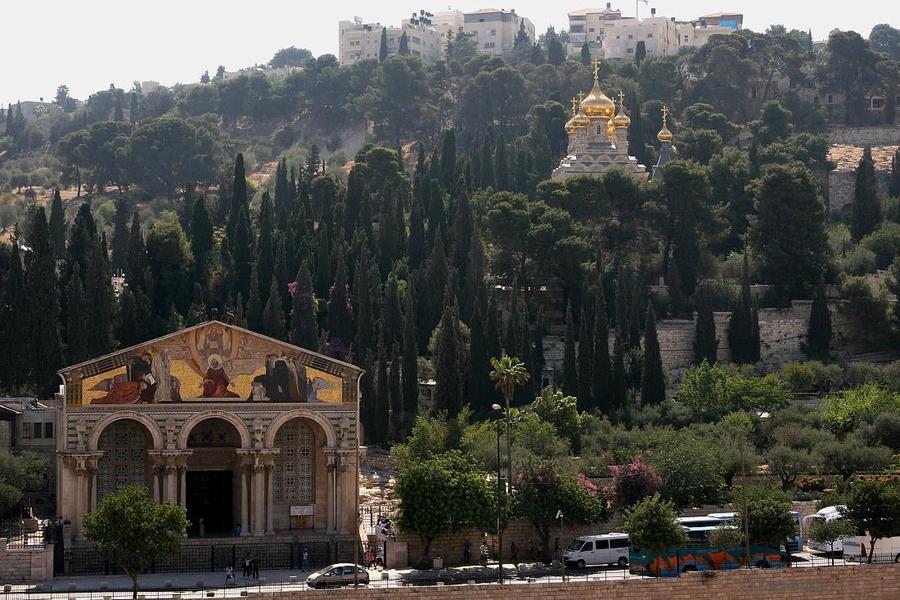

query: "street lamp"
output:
492 412 503 585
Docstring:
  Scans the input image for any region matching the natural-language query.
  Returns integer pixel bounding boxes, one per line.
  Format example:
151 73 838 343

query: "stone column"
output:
88 459 99 513
325 451 336 533
178 464 187 508
240 465 250 536
265 463 275 534
165 463 178 505
252 462 266 536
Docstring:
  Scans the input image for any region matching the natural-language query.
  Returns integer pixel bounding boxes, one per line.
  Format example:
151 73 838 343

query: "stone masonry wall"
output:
827 170 892 214
0 540 54 582
828 126 900 146
252 564 900 600
546 301 853 385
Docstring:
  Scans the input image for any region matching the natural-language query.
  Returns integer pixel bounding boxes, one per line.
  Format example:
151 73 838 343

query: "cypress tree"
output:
417 233 448 351
233 293 247 328
326 245 353 357
693 286 718 365
290 261 319 349
628 277 642 349
126 213 147 291
408 195 427 270
562 303 578 396
0 245 29 390
440 129 457 190
382 274 403 349
227 153 248 242
167 303 184 332
25 207 64 393
626 92 650 169
246 263 263 332
49 189 67 259
467 302 490 411
109 198 129 272
577 307 593 411
231 205 253 302
190 195 214 285
504 293 519 358
262 279 286 340
592 265 613 414
374 329 390 446
480 138 495 189
495 137 509 191
401 279 419 417
129 91 140 124
257 192 276 308
805 284 832 359
532 307 546 385
640 304 665 405
398 31 410 55
433 299 463 416
116 287 155 348
389 342 402 441
850 146 882 240
615 265 630 350
360 350 376 444
460 225 485 324
729 253 755 364
889 149 900 200
64 271 89 365
84 239 115 357
750 302 761 363
612 333 627 411
451 193 473 286
580 42 591 66
353 241 376 359
379 27 389 62
274 157 290 227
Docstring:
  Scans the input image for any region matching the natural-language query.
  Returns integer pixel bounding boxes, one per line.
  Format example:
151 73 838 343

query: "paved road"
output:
3 552 853 599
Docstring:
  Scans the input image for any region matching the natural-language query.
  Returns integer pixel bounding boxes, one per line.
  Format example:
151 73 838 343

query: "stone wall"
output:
251 564 900 600
546 301 852 385
827 169 893 214
828 126 900 146
0 540 54 582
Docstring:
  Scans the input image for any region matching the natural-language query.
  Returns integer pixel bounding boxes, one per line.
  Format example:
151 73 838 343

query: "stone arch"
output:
265 409 336 448
177 410 252 449
89 412 163 451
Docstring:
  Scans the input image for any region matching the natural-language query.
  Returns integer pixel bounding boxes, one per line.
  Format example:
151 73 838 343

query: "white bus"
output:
803 505 849 554
682 511 803 551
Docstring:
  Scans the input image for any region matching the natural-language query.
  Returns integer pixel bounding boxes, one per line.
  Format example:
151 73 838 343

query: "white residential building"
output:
567 4 742 60
462 8 535 57
339 18 443 65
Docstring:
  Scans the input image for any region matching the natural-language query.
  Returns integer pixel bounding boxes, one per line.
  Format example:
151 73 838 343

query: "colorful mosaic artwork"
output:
77 323 343 405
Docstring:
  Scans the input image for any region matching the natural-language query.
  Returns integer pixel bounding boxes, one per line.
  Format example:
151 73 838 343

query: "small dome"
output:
613 92 631 128
657 124 673 143
572 109 591 129
657 104 673 142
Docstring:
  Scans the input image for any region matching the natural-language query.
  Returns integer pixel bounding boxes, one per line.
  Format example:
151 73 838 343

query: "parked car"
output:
563 533 630 569
306 564 370 588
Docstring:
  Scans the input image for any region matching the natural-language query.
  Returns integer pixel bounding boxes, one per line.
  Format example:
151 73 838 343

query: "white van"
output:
842 536 900 563
563 533 629 569
803 505 848 554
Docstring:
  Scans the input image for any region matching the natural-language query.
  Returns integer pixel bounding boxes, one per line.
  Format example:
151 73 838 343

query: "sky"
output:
1 0 898 105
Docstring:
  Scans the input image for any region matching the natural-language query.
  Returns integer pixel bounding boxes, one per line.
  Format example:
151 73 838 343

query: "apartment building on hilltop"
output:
567 4 742 60
338 8 534 65
338 18 443 65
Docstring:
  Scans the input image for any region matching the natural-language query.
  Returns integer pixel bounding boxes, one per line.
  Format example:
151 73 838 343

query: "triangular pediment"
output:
59 321 361 407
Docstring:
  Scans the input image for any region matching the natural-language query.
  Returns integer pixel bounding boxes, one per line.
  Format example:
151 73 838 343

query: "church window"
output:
274 420 315 504
98 420 149 502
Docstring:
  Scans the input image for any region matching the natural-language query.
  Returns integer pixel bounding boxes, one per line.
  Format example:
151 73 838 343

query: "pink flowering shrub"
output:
606 458 662 509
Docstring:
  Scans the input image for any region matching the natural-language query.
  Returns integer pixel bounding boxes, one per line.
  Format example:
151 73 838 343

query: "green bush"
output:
860 222 900 268
781 361 843 393
820 384 899 434
841 245 876 275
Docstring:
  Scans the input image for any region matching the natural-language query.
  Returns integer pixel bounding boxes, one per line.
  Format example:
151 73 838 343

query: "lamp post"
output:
494 415 503 585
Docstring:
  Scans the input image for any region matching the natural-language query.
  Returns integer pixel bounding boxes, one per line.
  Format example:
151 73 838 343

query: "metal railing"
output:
2 553 895 600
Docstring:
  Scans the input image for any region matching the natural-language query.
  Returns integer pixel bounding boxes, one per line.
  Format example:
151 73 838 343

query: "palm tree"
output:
489 355 530 488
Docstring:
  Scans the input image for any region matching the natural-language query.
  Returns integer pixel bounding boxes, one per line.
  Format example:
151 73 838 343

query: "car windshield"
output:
569 539 585 551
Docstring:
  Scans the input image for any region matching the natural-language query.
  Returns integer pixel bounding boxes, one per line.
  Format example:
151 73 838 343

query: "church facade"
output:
55 321 362 563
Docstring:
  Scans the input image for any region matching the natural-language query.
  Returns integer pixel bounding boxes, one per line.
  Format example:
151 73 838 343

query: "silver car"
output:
306 564 370 589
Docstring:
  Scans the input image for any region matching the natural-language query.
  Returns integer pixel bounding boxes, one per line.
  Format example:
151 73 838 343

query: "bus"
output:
802 505 848 554
680 511 803 551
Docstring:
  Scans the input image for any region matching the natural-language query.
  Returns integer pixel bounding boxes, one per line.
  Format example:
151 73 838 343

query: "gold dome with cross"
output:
580 59 616 119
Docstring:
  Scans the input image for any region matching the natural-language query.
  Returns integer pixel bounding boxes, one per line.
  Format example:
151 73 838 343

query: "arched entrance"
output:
270 417 326 531
185 417 242 536
96 419 153 503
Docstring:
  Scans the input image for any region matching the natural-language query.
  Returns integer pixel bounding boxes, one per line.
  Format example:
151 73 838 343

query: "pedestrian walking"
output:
463 539 471 564
252 556 260 579
243 553 251 578
510 542 519 570
224 565 235 586
480 541 489 566
366 545 376 568
302 548 310 570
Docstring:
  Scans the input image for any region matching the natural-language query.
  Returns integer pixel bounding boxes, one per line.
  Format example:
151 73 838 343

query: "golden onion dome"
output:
607 118 616 140
613 92 631 128
581 59 615 119
657 104 674 143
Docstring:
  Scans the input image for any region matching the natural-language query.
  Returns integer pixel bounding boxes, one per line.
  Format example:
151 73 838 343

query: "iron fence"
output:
2 552 896 600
